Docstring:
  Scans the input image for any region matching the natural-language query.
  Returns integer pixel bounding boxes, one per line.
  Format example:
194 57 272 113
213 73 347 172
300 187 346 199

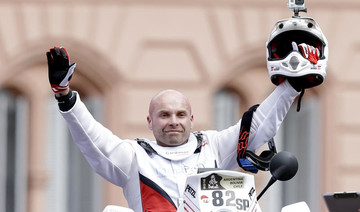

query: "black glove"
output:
46 46 76 93
287 77 302 92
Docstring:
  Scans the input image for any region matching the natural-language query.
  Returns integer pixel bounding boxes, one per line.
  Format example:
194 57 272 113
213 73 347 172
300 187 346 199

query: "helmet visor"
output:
267 30 326 60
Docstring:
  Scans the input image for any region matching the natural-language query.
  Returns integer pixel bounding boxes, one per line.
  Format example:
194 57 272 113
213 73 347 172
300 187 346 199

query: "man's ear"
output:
147 116 152 130
190 115 194 129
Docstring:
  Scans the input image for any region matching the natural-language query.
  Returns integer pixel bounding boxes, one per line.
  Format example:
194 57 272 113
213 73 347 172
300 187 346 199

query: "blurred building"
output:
0 0 359 212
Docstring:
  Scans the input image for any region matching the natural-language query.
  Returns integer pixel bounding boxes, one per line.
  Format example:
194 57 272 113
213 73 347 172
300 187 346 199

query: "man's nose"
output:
169 115 179 125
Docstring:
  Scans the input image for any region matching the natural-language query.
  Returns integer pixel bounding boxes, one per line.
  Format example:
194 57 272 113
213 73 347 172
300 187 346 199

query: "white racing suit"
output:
59 81 299 212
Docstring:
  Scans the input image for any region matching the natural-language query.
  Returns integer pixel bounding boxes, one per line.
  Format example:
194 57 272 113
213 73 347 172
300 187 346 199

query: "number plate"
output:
182 170 261 212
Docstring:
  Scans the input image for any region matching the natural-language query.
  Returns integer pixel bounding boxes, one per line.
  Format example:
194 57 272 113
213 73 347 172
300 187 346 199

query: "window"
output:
0 89 29 212
213 89 241 130
46 94 104 212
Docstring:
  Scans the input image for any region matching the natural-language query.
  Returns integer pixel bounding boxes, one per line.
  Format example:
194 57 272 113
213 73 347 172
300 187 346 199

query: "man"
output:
46 45 315 211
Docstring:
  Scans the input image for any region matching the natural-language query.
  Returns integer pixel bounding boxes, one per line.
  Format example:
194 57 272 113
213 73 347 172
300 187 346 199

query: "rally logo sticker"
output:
201 173 244 190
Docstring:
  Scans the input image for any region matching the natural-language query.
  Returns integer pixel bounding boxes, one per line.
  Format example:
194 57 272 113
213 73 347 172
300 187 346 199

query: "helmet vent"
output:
289 56 300 70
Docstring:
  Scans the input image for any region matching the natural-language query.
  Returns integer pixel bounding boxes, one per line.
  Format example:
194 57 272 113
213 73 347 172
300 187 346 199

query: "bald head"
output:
147 89 194 147
149 89 192 116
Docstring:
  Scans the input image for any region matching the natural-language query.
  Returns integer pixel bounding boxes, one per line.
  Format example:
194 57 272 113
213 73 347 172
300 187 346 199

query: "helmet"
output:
266 17 328 88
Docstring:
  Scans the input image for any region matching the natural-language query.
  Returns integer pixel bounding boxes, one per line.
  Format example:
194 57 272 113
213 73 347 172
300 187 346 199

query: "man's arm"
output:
59 93 137 187
46 46 137 187
213 80 299 170
247 80 299 152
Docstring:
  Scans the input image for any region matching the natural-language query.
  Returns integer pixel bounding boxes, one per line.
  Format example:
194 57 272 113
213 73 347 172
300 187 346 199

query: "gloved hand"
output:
294 42 320 64
46 46 76 93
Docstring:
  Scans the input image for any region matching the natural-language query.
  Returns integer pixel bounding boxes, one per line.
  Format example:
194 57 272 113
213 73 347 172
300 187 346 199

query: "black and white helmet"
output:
266 17 328 88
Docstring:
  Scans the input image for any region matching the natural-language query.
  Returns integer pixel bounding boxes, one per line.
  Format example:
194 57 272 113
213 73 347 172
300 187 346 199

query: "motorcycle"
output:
103 151 310 212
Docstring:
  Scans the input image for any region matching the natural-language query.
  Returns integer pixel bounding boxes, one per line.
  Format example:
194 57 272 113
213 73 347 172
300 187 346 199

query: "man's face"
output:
147 90 194 147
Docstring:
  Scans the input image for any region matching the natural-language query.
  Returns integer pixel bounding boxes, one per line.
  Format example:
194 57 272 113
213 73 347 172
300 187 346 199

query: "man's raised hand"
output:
46 46 76 93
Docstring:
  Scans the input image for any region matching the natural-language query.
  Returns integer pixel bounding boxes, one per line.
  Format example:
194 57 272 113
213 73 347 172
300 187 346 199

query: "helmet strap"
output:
237 104 278 173
296 88 305 112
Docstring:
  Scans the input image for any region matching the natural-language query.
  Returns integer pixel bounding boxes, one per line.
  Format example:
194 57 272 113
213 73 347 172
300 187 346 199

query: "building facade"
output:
0 0 359 211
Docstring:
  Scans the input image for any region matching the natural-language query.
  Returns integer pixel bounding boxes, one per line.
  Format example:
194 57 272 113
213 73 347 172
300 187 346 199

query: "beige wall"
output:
1 0 360 211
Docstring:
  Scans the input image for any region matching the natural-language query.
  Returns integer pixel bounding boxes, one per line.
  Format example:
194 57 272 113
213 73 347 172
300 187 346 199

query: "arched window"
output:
46 93 104 212
213 88 241 130
0 89 29 212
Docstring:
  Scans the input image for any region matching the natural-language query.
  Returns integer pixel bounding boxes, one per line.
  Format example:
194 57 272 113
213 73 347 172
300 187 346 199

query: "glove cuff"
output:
55 89 77 111
51 84 69 93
